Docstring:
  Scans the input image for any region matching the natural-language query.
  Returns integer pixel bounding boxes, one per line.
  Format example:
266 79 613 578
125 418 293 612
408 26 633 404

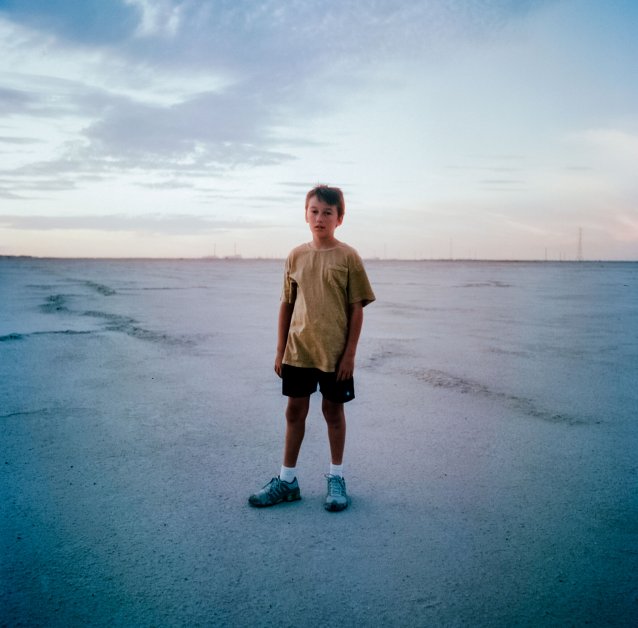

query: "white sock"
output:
330 463 344 477
280 465 296 483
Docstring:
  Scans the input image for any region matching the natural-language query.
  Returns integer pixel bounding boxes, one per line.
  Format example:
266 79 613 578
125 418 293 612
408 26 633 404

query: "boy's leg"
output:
322 398 349 511
321 398 346 465
283 396 310 468
248 396 308 508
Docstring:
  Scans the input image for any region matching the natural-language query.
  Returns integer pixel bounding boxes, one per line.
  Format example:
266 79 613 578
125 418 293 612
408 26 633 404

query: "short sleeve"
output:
347 252 376 306
280 255 297 304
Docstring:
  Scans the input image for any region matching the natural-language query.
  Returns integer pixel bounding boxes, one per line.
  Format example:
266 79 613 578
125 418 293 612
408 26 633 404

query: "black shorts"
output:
281 364 355 404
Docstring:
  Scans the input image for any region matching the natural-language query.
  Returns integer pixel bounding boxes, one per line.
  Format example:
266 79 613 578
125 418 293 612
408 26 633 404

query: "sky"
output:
0 0 637 260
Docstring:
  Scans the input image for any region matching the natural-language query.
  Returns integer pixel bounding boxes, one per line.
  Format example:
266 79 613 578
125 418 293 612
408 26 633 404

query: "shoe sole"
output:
324 500 348 512
248 492 301 507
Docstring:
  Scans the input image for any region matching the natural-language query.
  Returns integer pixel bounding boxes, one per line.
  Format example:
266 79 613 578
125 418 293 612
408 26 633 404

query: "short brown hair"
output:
305 185 345 218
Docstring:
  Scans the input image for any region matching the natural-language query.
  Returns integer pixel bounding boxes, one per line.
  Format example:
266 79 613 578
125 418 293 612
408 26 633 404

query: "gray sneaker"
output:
324 474 349 511
248 476 301 507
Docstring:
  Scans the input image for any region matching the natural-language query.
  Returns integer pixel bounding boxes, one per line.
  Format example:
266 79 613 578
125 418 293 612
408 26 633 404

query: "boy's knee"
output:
286 397 309 421
322 399 345 425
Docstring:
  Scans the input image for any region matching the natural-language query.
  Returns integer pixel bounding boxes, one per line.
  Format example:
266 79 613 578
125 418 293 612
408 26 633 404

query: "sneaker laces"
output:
266 476 294 498
266 477 284 497
326 474 345 496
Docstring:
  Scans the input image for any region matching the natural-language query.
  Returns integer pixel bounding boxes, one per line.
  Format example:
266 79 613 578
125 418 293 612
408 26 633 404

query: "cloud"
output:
0 86 35 111
0 135 43 145
0 176 77 192
0 189 25 200
479 181 528 192
0 213 274 235
123 0 183 38
576 128 638 161
82 87 297 169
0 1 552 191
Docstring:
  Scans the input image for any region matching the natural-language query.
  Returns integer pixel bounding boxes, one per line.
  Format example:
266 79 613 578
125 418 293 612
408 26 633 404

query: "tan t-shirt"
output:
281 241 376 372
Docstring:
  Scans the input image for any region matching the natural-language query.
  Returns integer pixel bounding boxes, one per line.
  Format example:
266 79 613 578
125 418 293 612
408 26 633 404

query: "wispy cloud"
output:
0 213 274 235
576 128 638 162
0 135 43 145
124 0 184 39
0 1 548 186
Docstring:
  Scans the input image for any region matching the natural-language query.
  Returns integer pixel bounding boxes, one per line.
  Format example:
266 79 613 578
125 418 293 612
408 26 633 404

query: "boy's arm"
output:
336 301 364 381
274 301 294 377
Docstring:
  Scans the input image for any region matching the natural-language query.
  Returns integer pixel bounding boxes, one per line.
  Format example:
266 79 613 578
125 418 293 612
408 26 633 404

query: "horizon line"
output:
1 255 636 263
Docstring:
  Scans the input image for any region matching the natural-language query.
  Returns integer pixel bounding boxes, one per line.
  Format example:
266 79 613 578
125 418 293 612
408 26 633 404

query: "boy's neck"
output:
309 237 340 250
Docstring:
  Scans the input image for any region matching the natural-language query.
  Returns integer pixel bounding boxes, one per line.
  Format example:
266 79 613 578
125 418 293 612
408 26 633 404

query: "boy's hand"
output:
274 351 284 378
337 302 363 380
336 353 355 381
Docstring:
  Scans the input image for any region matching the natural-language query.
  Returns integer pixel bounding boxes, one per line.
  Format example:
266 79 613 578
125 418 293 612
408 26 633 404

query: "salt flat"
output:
1 258 637 626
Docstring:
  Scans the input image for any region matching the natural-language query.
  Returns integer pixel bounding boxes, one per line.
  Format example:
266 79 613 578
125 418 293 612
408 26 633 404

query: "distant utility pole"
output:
577 227 583 262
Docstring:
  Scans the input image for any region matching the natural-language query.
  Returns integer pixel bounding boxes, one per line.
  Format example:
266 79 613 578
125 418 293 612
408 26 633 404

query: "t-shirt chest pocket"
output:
324 266 348 291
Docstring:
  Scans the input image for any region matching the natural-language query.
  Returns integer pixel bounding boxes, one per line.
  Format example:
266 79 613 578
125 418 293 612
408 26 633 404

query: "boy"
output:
249 184 375 512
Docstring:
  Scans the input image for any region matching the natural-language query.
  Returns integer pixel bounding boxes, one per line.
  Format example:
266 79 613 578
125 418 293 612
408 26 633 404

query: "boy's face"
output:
305 195 343 241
